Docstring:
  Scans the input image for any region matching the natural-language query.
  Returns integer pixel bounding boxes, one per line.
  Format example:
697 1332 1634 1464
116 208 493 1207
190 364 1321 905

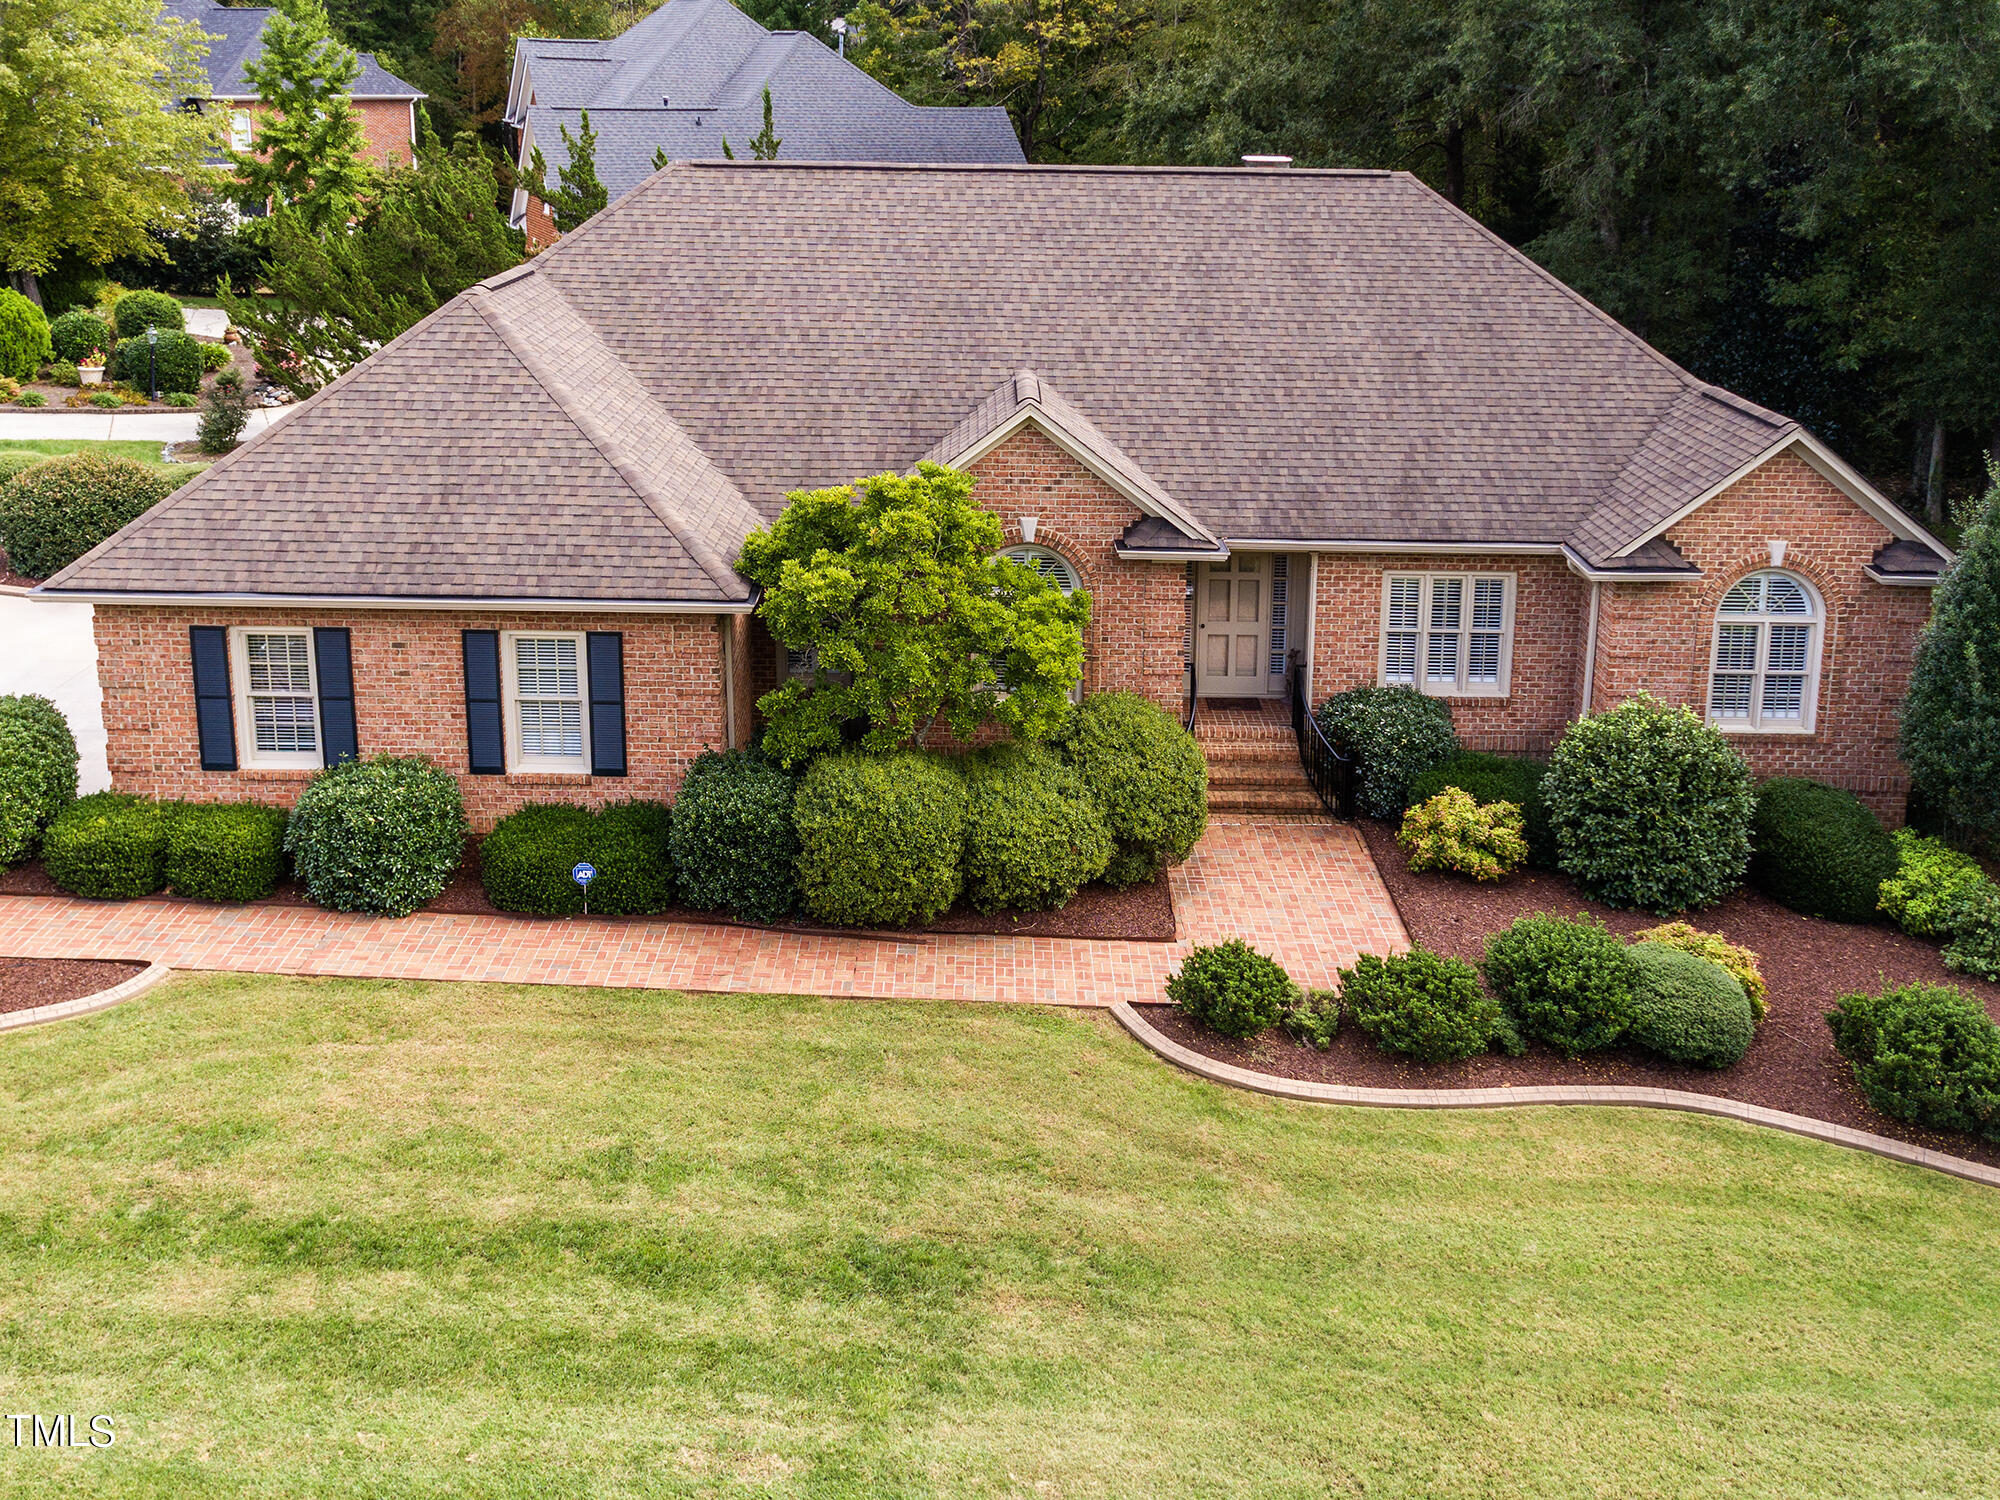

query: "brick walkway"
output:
0 817 1406 1007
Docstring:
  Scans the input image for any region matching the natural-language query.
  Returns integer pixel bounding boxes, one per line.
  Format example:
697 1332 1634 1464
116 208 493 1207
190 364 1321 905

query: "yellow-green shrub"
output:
1632 921 1769 1020
1397 787 1527 881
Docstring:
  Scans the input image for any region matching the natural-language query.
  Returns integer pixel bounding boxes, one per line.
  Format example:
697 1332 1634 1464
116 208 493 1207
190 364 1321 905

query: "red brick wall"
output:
1591 451 1933 819
223 98 413 169
1310 552 1590 755
523 194 559 251
96 606 733 832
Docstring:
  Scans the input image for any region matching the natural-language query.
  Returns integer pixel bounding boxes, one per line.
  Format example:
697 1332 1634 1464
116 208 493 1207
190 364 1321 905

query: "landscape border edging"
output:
1111 1000 2000 1190
0 961 172 1034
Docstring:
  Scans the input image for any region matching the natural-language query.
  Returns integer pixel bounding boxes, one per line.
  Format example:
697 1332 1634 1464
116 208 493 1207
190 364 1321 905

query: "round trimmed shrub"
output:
1878 829 1986 937
0 289 51 382
794 751 967 926
587 800 674 915
42 792 170 898
284 755 467 916
165 802 287 902
109 331 202 394
480 801 674 917
670 749 799 923
1053 691 1207 886
960 743 1112 912
1315 685 1459 819
1168 939 1294 1039
1827 982 2000 1140
1396 786 1527 881
1407 751 1553 864
1542 695 1753 913
1632 921 1768 1020
0 694 78 864
1625 941 1755 1068
48 309 112 365
1481 911 1638 1055
111 289 184 340
1748 777 1899 923
1340 947 1504 1062
0 451 182 580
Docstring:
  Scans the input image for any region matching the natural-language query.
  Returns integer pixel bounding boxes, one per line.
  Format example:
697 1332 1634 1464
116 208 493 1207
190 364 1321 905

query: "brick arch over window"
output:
999 523 1098 591
1704 567 1827 732
1689 546 1846 727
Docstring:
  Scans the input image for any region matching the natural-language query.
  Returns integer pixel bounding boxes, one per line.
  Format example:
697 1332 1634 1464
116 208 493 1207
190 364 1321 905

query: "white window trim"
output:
1707 572 1823 735
1378 571 1515 697
229 627 322 769
230 110 254 151
1000 543 1082 594
501 630 592 774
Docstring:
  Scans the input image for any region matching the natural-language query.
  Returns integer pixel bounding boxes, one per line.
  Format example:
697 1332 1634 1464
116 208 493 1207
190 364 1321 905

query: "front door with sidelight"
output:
1195 554 1269 695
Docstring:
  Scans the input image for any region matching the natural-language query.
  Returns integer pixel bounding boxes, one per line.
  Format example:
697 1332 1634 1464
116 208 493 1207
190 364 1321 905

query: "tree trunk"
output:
1912 417 1936 503
1989 414 2000 478
1926 420 1947 530
7 271 40 307
1442 122 1465 208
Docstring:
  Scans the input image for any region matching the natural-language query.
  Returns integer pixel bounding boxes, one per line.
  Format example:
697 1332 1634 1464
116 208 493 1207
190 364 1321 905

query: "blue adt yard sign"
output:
572 861 596 914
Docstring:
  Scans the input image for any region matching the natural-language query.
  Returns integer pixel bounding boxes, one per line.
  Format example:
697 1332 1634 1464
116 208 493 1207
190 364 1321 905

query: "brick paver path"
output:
0 817 1406 1007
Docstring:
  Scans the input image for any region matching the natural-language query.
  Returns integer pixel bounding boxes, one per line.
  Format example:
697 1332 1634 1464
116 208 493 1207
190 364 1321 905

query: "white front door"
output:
1195 554 1268 694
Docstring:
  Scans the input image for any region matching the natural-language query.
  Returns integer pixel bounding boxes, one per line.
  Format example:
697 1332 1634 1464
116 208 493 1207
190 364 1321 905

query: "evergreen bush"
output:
1878 829 1986 936
1280 988 1342 1050
1631 921 1768 1019
1167 939 1294 1039
670 749 800 923
164 802 288 902
284 756 467 916
1827 982 2000 1139
0 289 51 382
197 368 252 454
42 792 170 898
1315 685 1459 818
1625 942 1755 1067
479 801 673 917
0 694 78 864
794 752 967 926
1053 691 1207 885
0 451 182 579
1542 695 1753 912
1942 884 2000 982
1341 947 1504 1062
47 310 112 365
1396 786 1527 881
960 744 1113 912
1407 751 1554 864
111 289 185 340
1748 777 1899 922
109 331 203 394
1481 912 1638 1055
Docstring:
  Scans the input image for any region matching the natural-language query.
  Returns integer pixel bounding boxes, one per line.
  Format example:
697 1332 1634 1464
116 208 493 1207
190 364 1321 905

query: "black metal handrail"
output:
1289 666 1356 820
1183 662 1199 735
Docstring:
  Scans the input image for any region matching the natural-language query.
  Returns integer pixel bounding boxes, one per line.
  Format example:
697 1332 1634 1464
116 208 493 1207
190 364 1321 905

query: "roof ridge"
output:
464 275 747 595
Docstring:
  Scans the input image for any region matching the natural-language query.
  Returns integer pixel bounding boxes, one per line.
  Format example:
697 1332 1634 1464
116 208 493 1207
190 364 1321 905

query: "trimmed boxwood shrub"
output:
0 289 51 382
0 694 77 865
1942 883 2000 981
480 800 673 916
1632 921 1768 1020
1827 982 2000 1140
795 751 967 926
1341 947 1506 1062
165 802 288 902
1481 911 1638 1055
671 749 799 923
43 792 170 898
960 744 1112 912
1542 695 1753 913
1748 777 1899 923
1053 691 1207 886
109 331 203 394
0 451 182 580
48 309 112 365
1407 751 1553 865
112 289 185 340
1878 829 1986 937
1168 939 1294 1039
1315 685 1459 819
1625 941 1755 1068
284 755 467 916
1397 786 1527 881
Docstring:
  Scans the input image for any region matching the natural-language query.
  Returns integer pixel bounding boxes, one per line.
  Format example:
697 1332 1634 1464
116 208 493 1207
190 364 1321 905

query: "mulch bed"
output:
0 853 1176 943
0 956 146 1014
1149 815 2000 1170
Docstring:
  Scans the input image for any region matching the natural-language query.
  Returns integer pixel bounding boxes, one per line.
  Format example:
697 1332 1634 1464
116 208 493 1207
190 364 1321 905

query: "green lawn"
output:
1 974 1996 1497
0 439 203 477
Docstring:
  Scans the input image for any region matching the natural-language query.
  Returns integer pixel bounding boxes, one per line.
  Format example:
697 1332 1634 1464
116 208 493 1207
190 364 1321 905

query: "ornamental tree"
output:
235 0 376 234
1903 461 2000 842
738 462 1091 766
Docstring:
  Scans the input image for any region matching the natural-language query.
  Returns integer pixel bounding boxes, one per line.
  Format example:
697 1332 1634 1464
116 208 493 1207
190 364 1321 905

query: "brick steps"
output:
1198 711 1326 816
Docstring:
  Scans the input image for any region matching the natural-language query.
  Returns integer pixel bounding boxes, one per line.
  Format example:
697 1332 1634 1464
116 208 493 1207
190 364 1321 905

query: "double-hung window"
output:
503 632 589 772
230 110 254 151
1380 572 1514 696
1708 571 1821 732
232 628 321 767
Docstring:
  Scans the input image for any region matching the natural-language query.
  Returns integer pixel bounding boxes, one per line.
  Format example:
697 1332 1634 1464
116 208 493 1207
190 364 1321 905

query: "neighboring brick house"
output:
502 0 1023 248
167 0 425 184
35 162 1950 829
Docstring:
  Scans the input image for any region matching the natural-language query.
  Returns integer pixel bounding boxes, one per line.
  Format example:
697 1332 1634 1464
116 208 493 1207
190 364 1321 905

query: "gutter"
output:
29 590 758 615
1114 546 1228 563
1560 545 1703 583
1862 567 1941 588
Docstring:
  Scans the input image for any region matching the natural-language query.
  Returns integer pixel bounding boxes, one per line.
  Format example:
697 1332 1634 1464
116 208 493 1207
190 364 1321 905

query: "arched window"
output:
1708 570 1822 731
1001 544 1080 594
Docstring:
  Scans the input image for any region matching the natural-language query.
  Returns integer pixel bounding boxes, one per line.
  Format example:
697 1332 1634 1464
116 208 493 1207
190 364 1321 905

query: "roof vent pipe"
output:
1242 154 1292 168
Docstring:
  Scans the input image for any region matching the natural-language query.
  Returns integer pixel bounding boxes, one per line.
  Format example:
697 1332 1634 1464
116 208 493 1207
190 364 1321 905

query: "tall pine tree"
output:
234 0 376 233
528 110 609 233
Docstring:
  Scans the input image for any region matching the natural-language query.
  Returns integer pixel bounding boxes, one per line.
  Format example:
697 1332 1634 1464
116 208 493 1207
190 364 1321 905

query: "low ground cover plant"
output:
1827 982 2000 1140
960 744 1112 913
0 694 77 865
1878 829 1985 937
0 450 183 579
164 802 288 902
1408 751 1553 864
670 749 799 923
1397 786 1527 881
1481 912 1638 1055
481 801 674 916
285 755 467 917
1316 685 1459 818
1280 988 1342 1049
1625 941 1756 1068
1168 939 1295 1038
1748 777 1899 923
1055 691 1207 885
1542 694 1753 913
1341 947 1513 1061
795 751 967 926
43 792 170 898
1632 921 1768 1019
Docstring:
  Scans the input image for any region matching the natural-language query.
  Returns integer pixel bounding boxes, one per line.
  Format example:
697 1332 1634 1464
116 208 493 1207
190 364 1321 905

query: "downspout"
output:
719 617 738 751
1579 582 1602 719
1302 553 1319 701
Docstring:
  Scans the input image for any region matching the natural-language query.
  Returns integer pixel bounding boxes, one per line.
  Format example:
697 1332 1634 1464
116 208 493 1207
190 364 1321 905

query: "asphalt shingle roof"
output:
165 0 424 100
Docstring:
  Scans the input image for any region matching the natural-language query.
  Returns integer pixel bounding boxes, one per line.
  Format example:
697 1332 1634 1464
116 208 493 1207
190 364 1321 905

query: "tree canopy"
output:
235 0 378 234
528 109 609 232
738 463 1091 766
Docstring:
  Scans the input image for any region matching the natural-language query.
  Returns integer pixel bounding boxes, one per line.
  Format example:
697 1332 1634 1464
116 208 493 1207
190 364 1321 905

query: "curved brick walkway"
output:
0 817 1406 1008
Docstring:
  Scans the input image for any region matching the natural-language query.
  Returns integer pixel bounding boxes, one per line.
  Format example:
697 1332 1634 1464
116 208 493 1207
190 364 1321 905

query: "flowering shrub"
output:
1397 787 1527 881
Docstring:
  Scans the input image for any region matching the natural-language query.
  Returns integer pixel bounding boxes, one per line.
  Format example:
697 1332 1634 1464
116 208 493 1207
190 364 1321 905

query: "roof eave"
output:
1560 545 1705 583
29 588 758 614
1862 567 1942 588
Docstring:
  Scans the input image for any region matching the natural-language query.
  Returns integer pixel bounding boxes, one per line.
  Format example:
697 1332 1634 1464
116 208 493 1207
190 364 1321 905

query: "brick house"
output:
167 0 425 180
34 163 1950 828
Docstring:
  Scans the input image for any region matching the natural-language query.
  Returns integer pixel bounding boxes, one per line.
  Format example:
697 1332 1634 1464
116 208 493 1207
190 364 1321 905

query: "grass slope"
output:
0 439 200 477
0 974 1995 1497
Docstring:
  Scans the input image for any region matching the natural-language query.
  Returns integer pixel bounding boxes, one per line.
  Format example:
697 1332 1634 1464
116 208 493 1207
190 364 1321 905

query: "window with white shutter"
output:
231 628 321 768
1380 572 1514 696
1708 571 1822 732
503 632 590 771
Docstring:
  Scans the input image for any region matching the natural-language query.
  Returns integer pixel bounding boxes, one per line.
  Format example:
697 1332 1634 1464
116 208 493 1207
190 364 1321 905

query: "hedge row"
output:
40 794 290 902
